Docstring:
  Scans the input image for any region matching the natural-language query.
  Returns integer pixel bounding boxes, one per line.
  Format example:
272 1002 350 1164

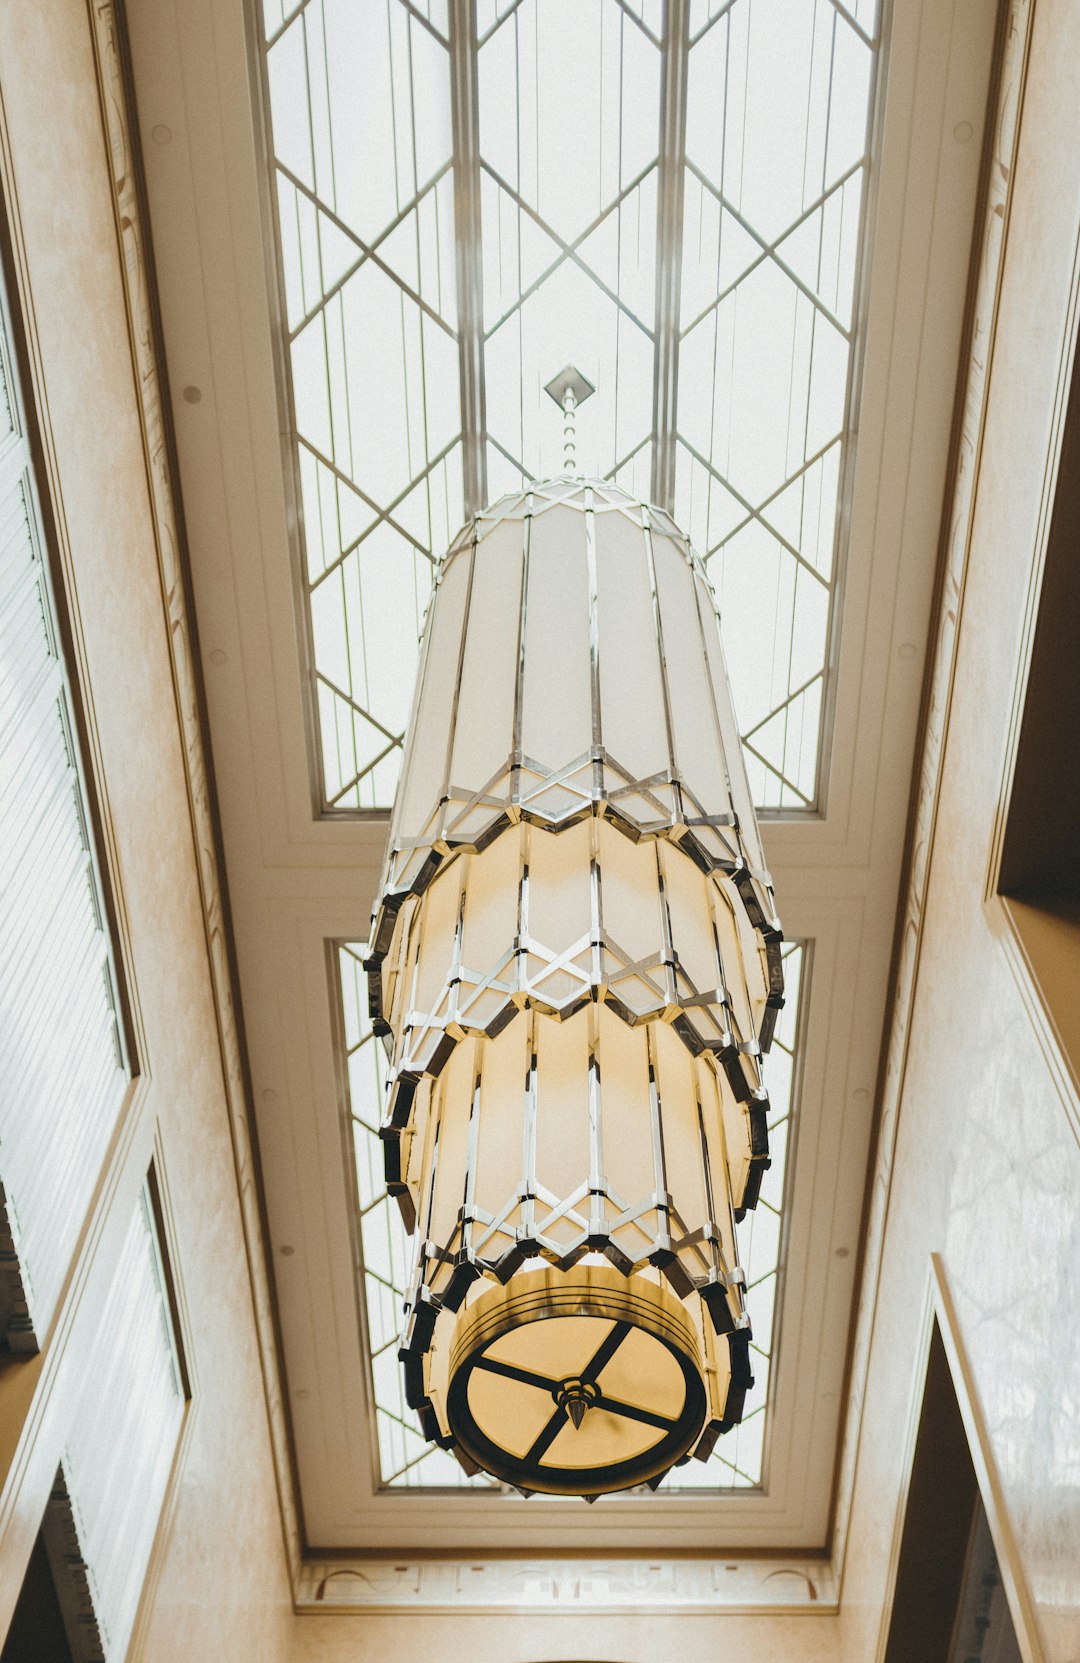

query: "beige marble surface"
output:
836 0 1080 1656
0 2 293 1657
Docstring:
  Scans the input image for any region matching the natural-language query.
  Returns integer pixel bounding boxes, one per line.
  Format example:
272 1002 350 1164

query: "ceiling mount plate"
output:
543 365 596 408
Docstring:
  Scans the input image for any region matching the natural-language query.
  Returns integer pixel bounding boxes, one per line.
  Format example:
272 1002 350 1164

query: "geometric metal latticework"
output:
259 0 881 810
339 936 805 1491
363 479 783 1497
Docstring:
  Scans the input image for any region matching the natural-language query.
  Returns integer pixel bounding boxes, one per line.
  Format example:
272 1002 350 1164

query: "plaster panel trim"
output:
832 0 1035 1581
124 1128 201 1663
871 1257 1046 1663
989 901 1080 1145
980 190 1080 1145
81 0 302 1578
295 1554 837 1616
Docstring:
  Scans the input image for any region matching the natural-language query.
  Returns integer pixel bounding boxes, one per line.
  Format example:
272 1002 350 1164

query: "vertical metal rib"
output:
438 531 478 816
462 1049 483 1250
583 483 604 800
641 506 681 806
645 1027 671 1242
650 0 690 512
587 1004 604 1239
510 494 533 789
696 1095 722 1282
450 0 488 518
521 1007 539 1240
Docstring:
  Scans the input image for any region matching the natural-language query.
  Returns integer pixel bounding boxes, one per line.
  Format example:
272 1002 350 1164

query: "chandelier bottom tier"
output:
367 479 783 1499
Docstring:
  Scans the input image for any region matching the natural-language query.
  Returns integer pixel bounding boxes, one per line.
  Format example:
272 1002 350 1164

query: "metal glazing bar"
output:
397 0 450 48
480 161 657 339
823 0 877 51
477 0 527 49
686 0 739 51
276 160 458 343
450 0 487 518
307 435 459 588
650 0 690 512
265 0 317 53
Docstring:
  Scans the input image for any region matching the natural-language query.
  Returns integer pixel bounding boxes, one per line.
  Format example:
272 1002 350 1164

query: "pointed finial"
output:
567 1396 588 1431
543 365 596 477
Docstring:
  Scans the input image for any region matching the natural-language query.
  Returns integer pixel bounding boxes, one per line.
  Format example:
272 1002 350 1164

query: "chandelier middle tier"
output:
367 476 783 1499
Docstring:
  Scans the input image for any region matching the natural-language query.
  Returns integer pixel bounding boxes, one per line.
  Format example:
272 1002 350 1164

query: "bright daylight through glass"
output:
261 0 880 811
339 938 805 1491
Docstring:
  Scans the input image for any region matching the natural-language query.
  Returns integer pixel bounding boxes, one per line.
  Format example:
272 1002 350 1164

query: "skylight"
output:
260 0 880 812
338 938 806 1491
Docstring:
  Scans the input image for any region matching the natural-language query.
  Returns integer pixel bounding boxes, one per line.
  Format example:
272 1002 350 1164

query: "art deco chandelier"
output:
367 371 783 1500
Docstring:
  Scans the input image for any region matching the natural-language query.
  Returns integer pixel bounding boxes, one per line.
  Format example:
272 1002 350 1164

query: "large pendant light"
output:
367 423 783 1499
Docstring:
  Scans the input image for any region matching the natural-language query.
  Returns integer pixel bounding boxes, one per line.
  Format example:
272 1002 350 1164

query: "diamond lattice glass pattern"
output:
261 0 880 811
339 938 805 1490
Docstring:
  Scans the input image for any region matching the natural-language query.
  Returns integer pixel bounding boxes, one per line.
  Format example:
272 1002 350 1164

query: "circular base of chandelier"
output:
445 1267 708 1498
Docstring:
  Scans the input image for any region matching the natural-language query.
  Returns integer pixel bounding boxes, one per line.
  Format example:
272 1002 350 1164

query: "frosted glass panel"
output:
260 0 881 811
676 0 876 806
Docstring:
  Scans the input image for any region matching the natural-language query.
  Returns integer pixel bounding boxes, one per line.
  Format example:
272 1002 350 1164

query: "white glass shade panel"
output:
258 0 881 810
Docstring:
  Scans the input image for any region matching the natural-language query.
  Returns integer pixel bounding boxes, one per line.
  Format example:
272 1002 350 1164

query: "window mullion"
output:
450 0 487 517
650 0 690 513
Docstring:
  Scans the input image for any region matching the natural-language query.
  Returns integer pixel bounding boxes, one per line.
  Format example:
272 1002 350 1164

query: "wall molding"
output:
295 1554 836 1616
979 169 1080 1149
84 0 302 1578
830 0 1035 1585
871 1257 1046 1663
125 1126 202 1663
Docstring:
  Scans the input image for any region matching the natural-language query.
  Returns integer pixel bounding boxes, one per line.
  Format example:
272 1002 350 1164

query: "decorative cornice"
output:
85 0 301 1575
296 1554 836 1614
831 0 1035 1578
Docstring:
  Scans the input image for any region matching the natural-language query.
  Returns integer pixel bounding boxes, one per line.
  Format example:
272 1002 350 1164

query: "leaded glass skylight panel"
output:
265 0 461 808
338 939 806 1492
260 1 880 811
675 0 877 807
478 1 661 499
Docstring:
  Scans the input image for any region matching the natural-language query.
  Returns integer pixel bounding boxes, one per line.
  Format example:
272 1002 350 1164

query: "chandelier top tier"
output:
373 475 778 951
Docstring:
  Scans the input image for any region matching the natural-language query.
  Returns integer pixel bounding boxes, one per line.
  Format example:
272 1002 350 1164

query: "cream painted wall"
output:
835 0 1080 1653
0 4 293 1658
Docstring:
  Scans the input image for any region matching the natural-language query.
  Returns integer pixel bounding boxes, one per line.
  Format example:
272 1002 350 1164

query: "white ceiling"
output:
122 0 998 1549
